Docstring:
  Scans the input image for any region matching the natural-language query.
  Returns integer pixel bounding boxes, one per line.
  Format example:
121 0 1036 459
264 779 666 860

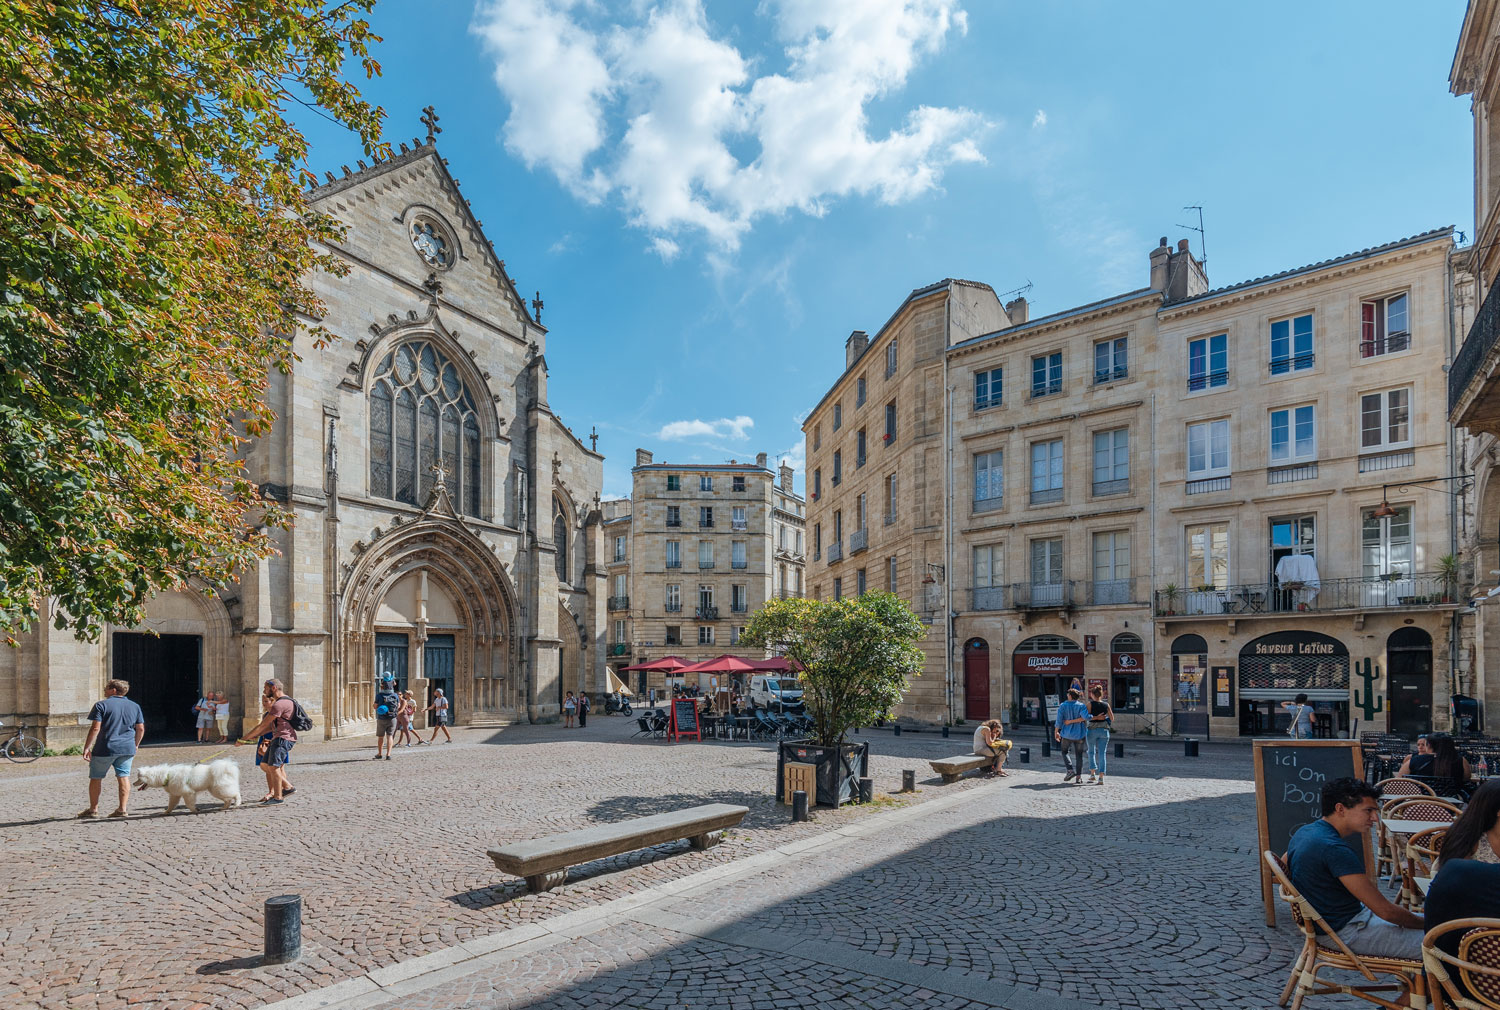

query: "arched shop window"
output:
1110 633 1145 712
1171 635 1208 713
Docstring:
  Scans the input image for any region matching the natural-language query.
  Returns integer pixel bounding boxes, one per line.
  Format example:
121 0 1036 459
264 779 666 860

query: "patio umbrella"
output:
618 655 692 673
605 669 634 696
750 656 804 673
675 654 760 674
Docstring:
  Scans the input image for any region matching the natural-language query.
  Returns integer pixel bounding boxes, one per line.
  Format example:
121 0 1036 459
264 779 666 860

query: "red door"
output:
964 638 990 720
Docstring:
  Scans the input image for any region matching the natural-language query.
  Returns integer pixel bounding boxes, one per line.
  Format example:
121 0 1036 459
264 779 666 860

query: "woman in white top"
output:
972 719 1011 777
425 689 453 743
194 695 216 741
563 691 576 728
214 692 230 742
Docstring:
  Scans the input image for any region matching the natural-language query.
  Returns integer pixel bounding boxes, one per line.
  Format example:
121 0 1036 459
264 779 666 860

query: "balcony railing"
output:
608 595 629 610
1154 572 1458 617
731 521 747 530
731 603 747 613
666 519 682 527
1094 366 1128 384
971 585 1007 611
827 542 843 563
850 529 868 554
1185 475 1230 495
699 559 715 569
666 559 682 569
886 361 897 379
884 511 897 526
665 602 682 612
1092 478 1129 498
1269 352 1315 375
1187 371 1228 392
695 605 720 620
609 643 629 656
1084 577 1140 606
968 579 1138 611
732 560 748 569
1268 463 1317 485
973 496 1004 514
612 554 627 563
856 453 867 468
1361 332 1410 358
1030 382 1063 399
1030 487 1063 506
1453 278 1500 413
700 519 714 528
974 394 1001 411
1013 580 1074 609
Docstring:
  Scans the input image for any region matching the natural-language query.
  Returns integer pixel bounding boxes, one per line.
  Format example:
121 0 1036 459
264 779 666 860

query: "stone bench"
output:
486 802 749 893
930 754 992 783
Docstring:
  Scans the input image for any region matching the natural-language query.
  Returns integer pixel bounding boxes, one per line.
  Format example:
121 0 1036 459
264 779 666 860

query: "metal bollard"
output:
264 894 302 964
901 769 916 792
1114 742 1124 759
859 777 874 803
792 789 809 822
1018 746 1030 764
893 723 901 736
1041 738 1051 758
942 725 949 738
1184 738 1200 758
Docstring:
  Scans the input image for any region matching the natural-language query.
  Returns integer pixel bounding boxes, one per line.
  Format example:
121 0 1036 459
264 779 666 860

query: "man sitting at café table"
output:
1284 777 1424 959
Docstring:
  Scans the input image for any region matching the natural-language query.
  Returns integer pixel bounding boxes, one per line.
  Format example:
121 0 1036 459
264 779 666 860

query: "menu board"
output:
670 698 700 741
1253 740 1368 926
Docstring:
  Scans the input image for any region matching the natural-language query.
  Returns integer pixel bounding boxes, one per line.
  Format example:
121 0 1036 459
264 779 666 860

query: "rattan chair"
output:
1264 851 1426 1010
1379 777 1440 799
1399 827 1448 911
1422 918 1500 1009
1381 799 1461 882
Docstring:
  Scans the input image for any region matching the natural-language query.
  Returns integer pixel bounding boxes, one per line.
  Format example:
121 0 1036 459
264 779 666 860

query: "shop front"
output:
1013 635 1084 725
1237 630 1350 737
1110 633 1144 712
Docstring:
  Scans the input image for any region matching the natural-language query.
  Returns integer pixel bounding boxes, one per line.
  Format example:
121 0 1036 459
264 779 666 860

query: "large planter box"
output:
776 739 869 808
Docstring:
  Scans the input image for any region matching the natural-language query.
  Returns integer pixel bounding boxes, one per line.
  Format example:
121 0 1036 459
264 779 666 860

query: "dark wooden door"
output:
963 639 990 720
111 632 201 741
375 633 409 692
1389 651 1433 739
424 634 455 720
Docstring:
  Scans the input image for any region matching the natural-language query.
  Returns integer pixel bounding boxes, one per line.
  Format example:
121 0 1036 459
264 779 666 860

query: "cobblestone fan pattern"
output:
1 718 1070 1010
342 758 1310 1010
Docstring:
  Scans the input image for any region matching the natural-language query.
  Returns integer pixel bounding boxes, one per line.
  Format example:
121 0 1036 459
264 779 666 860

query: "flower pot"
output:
776 739 870 808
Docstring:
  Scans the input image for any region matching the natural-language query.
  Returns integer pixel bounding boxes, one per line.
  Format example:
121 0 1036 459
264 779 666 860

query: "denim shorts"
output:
264 738 294 767
88 753 133 779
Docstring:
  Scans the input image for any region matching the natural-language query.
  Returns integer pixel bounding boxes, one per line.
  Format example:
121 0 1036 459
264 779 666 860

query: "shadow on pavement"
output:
197 954 265 975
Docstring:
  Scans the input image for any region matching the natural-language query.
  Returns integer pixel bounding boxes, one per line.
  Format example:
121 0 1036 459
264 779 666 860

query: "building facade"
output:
806 230 1461 738
604 451 805 695
0 138 607 745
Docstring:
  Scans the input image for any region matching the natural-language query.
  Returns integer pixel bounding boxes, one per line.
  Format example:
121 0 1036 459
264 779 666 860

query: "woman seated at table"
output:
1398 732 1471 793
972 719 1011 777
1436 778 1500 869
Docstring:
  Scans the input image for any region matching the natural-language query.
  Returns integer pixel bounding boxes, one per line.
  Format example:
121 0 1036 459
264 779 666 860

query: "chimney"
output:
779 463 794 492
1163 238 1210 304
755 452 768 468
634 448 653 466
1004 297 1029 325
1149 237 1171 291
845 329 870 369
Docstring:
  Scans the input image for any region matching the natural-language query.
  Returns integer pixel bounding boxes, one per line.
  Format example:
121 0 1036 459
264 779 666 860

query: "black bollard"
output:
792 789 809 822
893 723 901 737
942 725 949 739
859 777 874 803
1042 738 1051 758
1114 742 1124 759
901 769 916 792
264 894 302 964
1184 738 1199 758
1018 746 1030 764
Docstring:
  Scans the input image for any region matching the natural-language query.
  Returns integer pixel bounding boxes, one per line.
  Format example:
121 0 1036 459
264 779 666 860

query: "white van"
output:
748 674 804 710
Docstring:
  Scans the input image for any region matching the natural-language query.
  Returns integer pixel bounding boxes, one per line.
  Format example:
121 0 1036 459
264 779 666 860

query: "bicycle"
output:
1 719 44 763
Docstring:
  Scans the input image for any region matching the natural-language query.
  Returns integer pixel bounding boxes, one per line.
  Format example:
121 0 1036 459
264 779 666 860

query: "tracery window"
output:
553 499 569 582
369 341 482 516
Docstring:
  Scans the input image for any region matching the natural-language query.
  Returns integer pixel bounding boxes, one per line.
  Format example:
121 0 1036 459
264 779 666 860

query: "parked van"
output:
748 674 804 710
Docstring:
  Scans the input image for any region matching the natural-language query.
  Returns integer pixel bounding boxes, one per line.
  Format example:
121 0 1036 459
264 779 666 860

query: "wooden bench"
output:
486 802 749 893
930 754 992 783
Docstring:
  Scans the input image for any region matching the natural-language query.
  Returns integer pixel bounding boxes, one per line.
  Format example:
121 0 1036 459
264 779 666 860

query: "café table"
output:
1414 875 1433 898
1383 818 1455 837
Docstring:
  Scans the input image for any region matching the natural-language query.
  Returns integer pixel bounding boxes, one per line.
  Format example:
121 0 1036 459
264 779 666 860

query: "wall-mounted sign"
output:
1111 652 1143 676
1084 635 1097 652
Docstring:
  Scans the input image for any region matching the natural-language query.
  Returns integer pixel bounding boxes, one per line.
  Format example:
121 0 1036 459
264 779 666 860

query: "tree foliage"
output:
741 592 926 747
0 1 386 642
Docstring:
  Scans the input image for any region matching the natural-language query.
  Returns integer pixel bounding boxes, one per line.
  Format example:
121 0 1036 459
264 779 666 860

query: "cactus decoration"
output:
1353 657 1384 722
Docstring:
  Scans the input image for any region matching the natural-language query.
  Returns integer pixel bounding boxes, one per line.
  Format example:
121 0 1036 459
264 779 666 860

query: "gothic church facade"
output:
1 138 607 745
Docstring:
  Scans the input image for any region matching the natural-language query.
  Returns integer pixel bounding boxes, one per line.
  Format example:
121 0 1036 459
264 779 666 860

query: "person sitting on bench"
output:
972 719 1011 777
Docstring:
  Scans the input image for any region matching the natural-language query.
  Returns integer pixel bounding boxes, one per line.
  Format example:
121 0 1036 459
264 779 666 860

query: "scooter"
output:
605 692 633 715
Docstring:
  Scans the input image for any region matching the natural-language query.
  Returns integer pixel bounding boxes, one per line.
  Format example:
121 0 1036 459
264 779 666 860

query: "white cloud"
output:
1032 109 1047 128
657 415 755 441
472 0 987 254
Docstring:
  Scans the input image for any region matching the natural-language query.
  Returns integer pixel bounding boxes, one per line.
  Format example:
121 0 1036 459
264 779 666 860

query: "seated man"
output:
972 719 1012 777
1285 777 1424 959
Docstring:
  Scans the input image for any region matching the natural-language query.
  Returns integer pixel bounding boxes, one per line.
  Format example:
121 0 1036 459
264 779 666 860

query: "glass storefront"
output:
1237 630 1350 737
1013 635 1084 725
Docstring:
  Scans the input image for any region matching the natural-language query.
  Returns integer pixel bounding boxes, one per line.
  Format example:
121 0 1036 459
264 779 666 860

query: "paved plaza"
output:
2 716 1327 1010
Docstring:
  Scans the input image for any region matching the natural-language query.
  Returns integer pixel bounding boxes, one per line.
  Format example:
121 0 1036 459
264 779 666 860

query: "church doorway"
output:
375 632 410 691
425 633 455 722
112 632 201 741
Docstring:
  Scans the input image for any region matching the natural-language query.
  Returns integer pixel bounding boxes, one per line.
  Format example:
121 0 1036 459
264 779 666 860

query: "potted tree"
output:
742 592 925 807
1438 553 1461 604
1159 583 1180 616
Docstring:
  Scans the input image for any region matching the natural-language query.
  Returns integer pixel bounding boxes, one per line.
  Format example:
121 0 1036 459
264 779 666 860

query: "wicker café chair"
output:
1399 827 1448 911
1422 918 1500 1009
1381 799 1461 884
1379 777 1440 799
1376 781 1439 877
1264 851 1426 1010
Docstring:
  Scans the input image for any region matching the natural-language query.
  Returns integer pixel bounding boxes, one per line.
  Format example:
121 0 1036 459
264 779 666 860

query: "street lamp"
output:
1372 474 1474 518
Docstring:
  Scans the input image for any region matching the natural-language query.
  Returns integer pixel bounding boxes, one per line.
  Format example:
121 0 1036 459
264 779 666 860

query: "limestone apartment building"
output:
0 139 608 746
602 451 806 696
805 228 1461 739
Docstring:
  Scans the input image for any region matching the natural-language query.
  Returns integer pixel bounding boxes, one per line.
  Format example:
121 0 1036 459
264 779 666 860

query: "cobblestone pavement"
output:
0 718 1320 1010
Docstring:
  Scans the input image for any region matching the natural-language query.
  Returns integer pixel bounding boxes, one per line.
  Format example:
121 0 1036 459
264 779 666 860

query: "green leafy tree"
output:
0 1 386 642
741 592 926 747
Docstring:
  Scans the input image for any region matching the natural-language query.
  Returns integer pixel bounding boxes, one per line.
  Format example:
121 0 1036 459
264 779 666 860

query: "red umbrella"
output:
618 655 692 673
675 654 760 674
750 656 804 673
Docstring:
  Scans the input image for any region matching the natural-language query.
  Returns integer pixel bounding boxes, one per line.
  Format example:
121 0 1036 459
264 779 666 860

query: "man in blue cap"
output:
373 676 400 760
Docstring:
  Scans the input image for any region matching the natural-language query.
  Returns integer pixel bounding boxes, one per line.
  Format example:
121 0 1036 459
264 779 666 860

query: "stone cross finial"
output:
429 459 451 489
421 105 442 145
531 290 544 323
589 425 598 452
423 272 443 298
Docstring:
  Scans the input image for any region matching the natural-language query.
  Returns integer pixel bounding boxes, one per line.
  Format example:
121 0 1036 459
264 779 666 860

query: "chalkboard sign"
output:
1253 740 1369 926
669 698 700 742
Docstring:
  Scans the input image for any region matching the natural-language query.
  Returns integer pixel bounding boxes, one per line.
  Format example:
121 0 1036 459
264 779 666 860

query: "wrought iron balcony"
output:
699 519 714 528
1030 487 1063 506
732 560 748 569
1084 577 1140 606
1013 580 1074 609
731 521 747 530
1187 371 1229 392
699 559 715 569
1269 352 1315 375
608 595 629 610
1092 478 1129 497
972 496 1004 515
970 585 1007 611
666 519 682 527
1030 381 1063 399
1094 366 1128 384
664 602 682 612
1153 572 1458 617
1452 278 1500 427
695 605 720 620
849 529 868 554
666 559 682 569
827 542 843 563
731 603 747 613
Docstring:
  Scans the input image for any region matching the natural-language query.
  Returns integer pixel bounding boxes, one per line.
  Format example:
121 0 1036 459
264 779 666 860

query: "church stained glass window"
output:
369 341 482 515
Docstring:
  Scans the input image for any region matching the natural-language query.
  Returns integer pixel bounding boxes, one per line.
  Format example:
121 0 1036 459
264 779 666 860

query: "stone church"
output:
1 131 607 745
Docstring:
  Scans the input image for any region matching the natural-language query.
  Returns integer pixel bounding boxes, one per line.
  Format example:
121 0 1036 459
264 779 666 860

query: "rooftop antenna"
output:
1177 205 1207 266
997 279 1034 301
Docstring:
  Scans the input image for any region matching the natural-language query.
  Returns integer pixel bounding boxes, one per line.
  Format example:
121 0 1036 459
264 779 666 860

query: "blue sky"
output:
296 1 1473 499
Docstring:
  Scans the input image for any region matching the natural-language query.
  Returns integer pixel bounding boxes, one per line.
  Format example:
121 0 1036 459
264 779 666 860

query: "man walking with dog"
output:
237 679 297 804
79 679 145 818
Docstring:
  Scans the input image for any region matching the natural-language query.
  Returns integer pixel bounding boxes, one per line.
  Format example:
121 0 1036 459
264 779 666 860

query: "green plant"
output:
60 744 83 756
1160 583 1180 614
742 592 925 747
1438 554 1461 600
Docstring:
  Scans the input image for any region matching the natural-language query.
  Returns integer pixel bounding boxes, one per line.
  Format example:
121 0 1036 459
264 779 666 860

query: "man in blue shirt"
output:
80 679 146 818
373 677 400 761
1054 689 1089 784
1285 777 1423 959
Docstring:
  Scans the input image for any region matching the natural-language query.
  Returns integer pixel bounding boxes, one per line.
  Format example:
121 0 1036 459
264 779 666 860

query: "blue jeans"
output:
1086 727 1110 776
88 753 133 779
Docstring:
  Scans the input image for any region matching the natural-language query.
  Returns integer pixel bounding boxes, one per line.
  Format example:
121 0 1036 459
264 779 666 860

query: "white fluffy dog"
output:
131 759 241 813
